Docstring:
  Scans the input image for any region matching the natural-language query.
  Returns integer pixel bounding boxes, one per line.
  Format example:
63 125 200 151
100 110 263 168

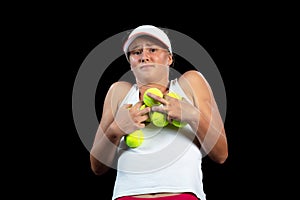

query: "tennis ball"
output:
143 88 163 107
166 91 181 99
140 104 146 110
172 120 187 128
150 111 169 127
125 129 144 148
166 92 187 128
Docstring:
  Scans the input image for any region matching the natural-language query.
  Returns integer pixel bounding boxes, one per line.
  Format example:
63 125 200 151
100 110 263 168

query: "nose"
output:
140 57 150 63
140 49 150 63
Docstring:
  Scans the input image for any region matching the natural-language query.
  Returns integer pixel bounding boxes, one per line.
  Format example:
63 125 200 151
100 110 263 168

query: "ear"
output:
168 54 173 66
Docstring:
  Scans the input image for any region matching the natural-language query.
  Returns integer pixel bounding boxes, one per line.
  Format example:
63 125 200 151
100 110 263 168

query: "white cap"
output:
123 25 172 61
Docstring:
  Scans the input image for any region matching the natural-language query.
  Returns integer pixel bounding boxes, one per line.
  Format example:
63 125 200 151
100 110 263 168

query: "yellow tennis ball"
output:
150 111 169 127
172 120 187 128
140 104 146 110
143 88 163 107
166 91 181 99
125 129 144 148
166 92 187 128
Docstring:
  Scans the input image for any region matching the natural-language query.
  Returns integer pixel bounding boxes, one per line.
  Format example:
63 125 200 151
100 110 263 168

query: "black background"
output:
6 8 284 199
62 22 255 199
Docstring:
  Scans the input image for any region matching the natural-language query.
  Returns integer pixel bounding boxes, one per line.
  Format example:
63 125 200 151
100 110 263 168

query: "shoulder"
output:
109 81 133 92
105 81 133 102
179 70 207 84
177 70 211 104
178 70 209 91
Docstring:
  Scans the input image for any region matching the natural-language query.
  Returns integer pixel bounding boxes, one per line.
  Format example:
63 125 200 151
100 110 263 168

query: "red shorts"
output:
117 193 198 200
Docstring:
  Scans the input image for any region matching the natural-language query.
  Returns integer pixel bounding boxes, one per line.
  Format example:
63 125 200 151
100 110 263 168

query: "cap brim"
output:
123 32 170 56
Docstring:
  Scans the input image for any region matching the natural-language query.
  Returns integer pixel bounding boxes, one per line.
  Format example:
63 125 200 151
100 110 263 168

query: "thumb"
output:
123 104 133 109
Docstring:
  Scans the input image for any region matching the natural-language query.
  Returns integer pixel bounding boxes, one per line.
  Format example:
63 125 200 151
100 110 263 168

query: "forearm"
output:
90 121 124 175
189 107 228 164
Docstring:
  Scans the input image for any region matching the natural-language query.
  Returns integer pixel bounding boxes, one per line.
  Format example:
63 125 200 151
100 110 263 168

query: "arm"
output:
90 81 150 175
148 70 228 163
179 70 228 163
90 81 131 175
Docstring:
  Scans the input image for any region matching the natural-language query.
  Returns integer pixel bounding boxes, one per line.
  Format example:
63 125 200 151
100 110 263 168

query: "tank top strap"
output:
119 84 140 107
169 79 193 104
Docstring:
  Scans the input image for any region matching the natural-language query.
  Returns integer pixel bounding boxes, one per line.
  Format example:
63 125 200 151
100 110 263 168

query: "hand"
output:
147 92 198 124
114 101 150 134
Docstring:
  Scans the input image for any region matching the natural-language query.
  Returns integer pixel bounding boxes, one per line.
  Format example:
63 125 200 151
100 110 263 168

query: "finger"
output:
139 106 151 115
147 93 168 105
163 95 172 101
167 115 173 123
151 105 168 114
165 94 183 103
123 103 133 109
130 101 143 111
140 115 150 123
136 123 146 129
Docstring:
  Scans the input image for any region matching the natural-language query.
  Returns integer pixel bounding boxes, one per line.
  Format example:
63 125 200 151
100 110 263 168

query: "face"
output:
128 36 173 85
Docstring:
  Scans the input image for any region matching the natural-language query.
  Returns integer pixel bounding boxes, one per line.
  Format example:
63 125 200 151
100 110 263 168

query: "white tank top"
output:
112 79 206 200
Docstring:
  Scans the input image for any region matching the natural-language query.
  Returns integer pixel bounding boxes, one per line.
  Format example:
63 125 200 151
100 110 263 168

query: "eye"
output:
131 49 142 55
149 48 157 53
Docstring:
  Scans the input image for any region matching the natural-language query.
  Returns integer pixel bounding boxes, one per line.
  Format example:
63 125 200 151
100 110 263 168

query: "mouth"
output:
140 64 154 69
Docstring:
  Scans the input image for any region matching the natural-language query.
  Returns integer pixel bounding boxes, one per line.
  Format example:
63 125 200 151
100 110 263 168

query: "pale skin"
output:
90 36 228 198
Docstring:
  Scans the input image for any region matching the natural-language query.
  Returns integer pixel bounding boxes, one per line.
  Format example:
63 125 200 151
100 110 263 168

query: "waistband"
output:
117 193 199 200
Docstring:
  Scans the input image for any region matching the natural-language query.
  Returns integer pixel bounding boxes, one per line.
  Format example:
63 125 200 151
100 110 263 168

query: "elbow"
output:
209 150 228 164
214 134 228 164
214 151 228 164
215 154 228 164
91 165 109 176
90 155 109 176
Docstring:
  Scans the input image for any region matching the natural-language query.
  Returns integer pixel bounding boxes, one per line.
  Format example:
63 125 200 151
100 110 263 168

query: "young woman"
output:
90 25 228 200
